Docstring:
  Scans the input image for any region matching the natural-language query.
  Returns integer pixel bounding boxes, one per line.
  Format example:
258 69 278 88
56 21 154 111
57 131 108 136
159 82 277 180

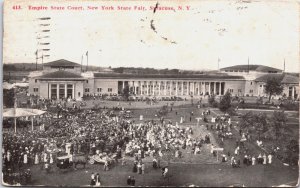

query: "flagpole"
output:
283 58 285 73
247 57 250 74
42 53 44 69
81 55 83 72
35 50 38 70
86 51 88 72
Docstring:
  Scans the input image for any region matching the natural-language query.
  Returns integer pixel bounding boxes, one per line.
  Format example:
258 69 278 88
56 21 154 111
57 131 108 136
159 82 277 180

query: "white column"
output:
158 82 161 96
152 81 155 96
192 82 194 95
147 81 149 95
164 81 166 95
208 82 211 95
186 82 189 95
176 82 178 96
122 81 125 90
64 84 67 98
169 81 172 96
72 84 75 99
197 82 200 95
49 84 51 99
218 82 221 95
181 82 184 96
213 82 216 95
134 82 137 95
292 86 295 98
57 84 59 99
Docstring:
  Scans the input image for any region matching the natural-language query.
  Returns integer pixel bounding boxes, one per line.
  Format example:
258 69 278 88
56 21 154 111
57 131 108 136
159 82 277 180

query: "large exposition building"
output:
28 59 299 100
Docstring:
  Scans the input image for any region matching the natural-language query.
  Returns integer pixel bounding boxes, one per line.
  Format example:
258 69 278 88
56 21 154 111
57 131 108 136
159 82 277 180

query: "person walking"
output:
127 176 131 186
90 173 96 186
141 163 145 174
131 176 135 186
263 154 267 165
95 173 101 186
268 154 272 164
153 158 157 169
103 160 109 171
137 162 142 174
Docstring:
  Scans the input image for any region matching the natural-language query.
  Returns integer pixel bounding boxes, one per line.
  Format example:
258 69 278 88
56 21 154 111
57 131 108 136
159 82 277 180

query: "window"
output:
238 89 242 93
35 79 37 83
51 84 57 99
59 84 65 99
228 89 234 93
67 84 73 98
86 80 89 83
108 88 112 92
97 88 102 92
260 85 262 87
250 82 252 85
33 88 38 92
85 88 90 92
250 90 253 93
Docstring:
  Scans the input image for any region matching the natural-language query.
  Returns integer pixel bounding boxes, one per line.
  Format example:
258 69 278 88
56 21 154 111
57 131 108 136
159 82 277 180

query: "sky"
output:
3 0 299 72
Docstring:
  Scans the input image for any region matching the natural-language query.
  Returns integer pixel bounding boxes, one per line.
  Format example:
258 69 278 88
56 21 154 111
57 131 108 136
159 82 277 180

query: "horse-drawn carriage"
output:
56 153 88 171
88 152 117 165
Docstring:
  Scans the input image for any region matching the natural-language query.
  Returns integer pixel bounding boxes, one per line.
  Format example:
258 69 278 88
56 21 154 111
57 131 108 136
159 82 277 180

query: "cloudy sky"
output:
3 0 299 72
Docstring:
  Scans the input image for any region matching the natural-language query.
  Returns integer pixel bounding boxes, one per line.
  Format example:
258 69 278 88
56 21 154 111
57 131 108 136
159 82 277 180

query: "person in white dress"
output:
43 152 48 163
34 153 39 164
23 153 28 167
268 154 272 164
95 173 101 186
252 156 256 165
163 167 168 177
263 154 267 165
49 153 54 164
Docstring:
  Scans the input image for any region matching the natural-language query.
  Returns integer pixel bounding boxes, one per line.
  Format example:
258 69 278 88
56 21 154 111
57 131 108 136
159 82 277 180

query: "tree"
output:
270 110 287 140
265 78 284 102
219 91 232 113
252 113 268 140
3 89 15 108
240 112 268 140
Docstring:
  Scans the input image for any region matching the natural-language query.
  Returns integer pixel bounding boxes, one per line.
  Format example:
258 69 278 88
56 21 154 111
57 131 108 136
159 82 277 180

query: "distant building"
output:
28 59 299 100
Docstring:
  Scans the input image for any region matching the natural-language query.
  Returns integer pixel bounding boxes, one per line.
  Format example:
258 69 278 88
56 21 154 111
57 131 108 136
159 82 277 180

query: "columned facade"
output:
114 80 227 97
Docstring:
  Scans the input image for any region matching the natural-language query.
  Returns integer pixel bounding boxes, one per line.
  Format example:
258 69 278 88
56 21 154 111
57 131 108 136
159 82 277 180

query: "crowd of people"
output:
2 93 278 186
2 102 216 186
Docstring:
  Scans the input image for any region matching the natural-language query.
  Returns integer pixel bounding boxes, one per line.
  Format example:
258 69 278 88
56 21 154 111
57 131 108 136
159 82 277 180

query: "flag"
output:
35 50 38 56
86 51 88 56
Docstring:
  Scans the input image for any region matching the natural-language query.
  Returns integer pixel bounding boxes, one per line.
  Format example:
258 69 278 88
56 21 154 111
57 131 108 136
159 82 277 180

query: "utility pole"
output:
35 50 38 70
247 57 250 74
36 17 51 69
86 51 89 71
81 55 83 72
283 58 285 73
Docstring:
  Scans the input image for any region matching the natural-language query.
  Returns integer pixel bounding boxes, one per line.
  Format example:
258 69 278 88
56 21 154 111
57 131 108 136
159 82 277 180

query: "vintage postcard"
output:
2 0 299 187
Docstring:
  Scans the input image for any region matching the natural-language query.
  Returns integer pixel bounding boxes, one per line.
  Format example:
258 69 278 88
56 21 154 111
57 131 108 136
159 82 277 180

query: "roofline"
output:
93 77 245 81
38 78 86 81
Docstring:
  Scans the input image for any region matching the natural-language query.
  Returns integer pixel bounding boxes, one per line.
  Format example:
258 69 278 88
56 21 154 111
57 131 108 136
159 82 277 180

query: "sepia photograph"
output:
2 0 299 187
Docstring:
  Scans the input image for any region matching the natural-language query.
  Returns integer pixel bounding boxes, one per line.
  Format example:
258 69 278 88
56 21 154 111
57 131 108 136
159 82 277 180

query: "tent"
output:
3 108 46 132
3 82 29 90
3 82 14 90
